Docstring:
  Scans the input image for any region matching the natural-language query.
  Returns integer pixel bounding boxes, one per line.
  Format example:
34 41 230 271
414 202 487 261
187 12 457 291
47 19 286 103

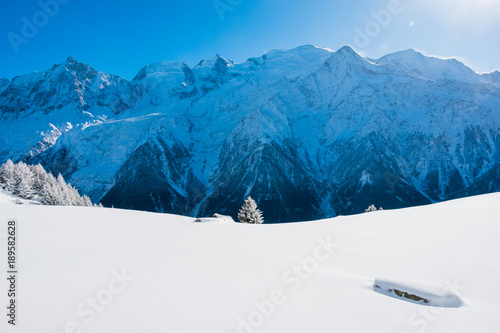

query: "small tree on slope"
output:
365 204 377 212
238 196 264 224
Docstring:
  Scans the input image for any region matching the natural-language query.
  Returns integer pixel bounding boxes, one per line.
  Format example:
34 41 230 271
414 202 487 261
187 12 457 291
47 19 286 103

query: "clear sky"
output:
1 0 499 80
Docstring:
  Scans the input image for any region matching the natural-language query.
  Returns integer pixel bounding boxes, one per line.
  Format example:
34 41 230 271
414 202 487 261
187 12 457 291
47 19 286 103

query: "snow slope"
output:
0 189 40 206
1 192 499 333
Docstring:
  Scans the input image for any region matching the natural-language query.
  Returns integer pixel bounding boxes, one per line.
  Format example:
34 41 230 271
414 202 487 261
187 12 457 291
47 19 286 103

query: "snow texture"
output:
1 193 499 333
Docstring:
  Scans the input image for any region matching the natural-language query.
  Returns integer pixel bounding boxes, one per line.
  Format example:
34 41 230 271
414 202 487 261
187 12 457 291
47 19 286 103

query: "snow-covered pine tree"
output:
72 186 84 206
365 204 377 212
31 164 48 194
0 159 16 191
40 173 60 205
238 196 264 224
12 162 35 199
17 175 34 199
40 182 55 205
82 195 92 207
56 174 71 205
1 160 100 207
0 159 12 183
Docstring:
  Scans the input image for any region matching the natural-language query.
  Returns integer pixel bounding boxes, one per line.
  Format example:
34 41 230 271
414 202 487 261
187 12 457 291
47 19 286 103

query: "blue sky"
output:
1 0 499 80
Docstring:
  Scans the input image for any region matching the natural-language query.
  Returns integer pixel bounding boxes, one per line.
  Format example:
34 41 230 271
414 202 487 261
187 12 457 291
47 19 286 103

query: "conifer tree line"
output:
0 159 101 207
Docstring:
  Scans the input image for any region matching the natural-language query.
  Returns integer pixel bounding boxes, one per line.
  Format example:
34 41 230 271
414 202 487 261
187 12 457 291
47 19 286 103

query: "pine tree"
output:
81 195 92 207
1 160 100 207
238 196 264 224
0 159 16 191
31 164 48 194
0 159 13 183
12 162 35 199
56 174 70 205
17 176 34 199
41 173 61 205
40 182 57 205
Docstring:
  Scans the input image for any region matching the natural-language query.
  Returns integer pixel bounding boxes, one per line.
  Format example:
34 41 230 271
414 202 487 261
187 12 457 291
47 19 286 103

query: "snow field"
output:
0 192 499 333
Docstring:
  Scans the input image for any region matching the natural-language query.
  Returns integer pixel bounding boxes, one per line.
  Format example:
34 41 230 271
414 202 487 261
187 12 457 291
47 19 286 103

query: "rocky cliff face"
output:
1 45 499 222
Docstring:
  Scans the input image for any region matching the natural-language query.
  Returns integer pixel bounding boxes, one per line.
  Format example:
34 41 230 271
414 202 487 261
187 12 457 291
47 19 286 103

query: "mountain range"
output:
1 45 499 222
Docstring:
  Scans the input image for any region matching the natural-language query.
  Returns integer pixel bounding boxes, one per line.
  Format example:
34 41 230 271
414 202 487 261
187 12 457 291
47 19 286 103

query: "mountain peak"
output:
337 45 358 56
132 61 187 82
483 70 500 83
376 49 426 64
289 44 329 53
323 45 364 66
394 48 423 56
374 49 477 82
319 45 369 75
194 54 233 70
63 56 87 69
46 56 97 78
214 55 230 76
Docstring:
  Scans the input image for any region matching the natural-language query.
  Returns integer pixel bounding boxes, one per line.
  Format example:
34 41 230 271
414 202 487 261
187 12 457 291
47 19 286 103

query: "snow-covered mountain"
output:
1 45 499 222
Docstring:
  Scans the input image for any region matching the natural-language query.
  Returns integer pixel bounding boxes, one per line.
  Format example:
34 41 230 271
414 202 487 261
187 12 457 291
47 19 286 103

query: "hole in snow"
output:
373 277 463 308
